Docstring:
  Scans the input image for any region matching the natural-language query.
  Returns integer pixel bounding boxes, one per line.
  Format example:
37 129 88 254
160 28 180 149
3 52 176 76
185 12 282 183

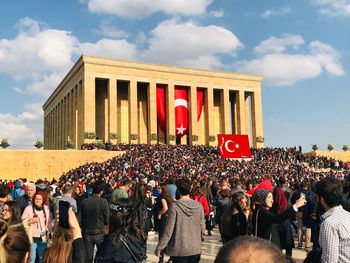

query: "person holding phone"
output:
44 202 86 263
22 192 52 263
252 188 307 252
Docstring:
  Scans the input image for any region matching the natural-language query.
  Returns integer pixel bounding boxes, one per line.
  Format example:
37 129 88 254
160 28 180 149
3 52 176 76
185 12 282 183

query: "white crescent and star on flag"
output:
220 137 240 153
175 98 188 135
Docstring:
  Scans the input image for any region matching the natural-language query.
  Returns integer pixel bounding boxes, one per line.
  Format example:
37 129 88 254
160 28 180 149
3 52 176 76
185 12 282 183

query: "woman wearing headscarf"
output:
252 189 306 245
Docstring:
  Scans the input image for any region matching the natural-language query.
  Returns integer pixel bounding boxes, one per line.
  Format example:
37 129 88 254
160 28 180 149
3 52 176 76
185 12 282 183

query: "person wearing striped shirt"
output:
315 178 350 263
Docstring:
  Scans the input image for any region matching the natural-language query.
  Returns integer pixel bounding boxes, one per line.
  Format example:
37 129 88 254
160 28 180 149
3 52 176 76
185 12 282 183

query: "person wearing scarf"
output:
22 192 52 263
252 189 306 244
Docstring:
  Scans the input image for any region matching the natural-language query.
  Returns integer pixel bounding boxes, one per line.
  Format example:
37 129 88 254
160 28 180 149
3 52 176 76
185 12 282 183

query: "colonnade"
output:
43 56 264 149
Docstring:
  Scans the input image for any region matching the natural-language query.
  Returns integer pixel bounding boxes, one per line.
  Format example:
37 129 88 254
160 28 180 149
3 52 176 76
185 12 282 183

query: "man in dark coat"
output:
80 181 110 263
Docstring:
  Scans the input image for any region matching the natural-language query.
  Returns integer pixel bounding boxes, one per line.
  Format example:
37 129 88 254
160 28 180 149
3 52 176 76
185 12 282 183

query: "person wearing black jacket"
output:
18 183 36 214
94 198 147 263
252 189 306 244
80 182 110 263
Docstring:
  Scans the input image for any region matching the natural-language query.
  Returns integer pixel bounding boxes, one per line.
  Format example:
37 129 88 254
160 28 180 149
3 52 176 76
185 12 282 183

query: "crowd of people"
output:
0 144 350 263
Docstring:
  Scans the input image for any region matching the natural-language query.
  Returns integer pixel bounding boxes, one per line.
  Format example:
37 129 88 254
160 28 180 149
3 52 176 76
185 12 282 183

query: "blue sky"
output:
0 0 349 150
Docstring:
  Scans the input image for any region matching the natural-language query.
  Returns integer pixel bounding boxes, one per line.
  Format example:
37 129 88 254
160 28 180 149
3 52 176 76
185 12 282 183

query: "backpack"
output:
12 188 24 201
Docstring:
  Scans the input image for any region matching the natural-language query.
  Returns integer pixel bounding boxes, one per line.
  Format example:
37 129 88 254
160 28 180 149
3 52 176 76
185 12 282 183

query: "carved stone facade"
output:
43 56 264 149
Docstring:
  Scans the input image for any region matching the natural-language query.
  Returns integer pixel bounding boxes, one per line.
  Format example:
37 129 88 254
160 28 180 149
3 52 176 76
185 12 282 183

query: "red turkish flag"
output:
157 85 204 136
246 178 273 196
175 86 189 137
197 89 204 121
157 84 166 133
217 134 252 158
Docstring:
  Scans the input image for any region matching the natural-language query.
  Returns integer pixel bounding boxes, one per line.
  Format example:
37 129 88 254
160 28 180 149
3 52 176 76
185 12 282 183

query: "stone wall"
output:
0 150 123 181
305 151 350 162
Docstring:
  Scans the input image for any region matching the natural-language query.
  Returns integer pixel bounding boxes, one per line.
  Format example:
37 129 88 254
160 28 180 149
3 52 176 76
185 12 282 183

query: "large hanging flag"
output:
156 84 166 133
175 86 189 137
156 85 204 136
217 134 252 158
197 89 203 121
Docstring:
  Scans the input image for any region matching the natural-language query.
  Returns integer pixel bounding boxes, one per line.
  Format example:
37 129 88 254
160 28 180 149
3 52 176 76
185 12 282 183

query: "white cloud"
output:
19 73 64 98
94 20 129 38
80 38 139 60
262 7 291 18
254 34 304 55
0 17 78 79
313 0 350 16
236 35 344 86
1 17 139 98
209 9 224 18
85 0 212 18
0 103 43 149
143 19 243 68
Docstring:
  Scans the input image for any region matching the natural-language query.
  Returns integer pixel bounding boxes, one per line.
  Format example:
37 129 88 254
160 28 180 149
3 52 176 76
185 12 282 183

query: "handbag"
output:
119 235 146 263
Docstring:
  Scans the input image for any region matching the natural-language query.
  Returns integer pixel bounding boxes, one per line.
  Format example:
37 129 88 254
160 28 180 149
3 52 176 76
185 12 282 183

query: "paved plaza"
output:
146 228 307 263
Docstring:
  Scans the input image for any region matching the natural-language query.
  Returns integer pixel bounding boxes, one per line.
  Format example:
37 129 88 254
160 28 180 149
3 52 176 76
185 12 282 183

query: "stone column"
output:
108 78 118 143
83 75 96 143
69 90 73 144
72 86 77 149
189 85 198 145
77 81 83 148
148 81 157 144
251 88 264 148
166 83 175 145
60 97 66 150
53 107 56 149
65 95 69 148
237 90 246 135
129 79 138 143
56 105 59 149
245 93 251 141
58 102 62 149
205 87 215 146
222 88 231 134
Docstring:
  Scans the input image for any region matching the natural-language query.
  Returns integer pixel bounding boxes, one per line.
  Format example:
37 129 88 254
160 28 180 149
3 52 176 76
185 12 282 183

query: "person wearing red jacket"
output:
192 187 212 235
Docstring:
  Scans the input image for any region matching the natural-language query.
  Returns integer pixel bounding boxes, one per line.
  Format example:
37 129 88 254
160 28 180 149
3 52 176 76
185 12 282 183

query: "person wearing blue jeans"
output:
30 239 47 263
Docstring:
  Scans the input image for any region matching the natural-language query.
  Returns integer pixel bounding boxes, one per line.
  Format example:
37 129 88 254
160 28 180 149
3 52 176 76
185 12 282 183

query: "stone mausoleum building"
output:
43 56 264 149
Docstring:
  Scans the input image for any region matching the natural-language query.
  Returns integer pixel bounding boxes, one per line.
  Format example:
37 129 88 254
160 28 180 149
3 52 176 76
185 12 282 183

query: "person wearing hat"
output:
252 189 306 246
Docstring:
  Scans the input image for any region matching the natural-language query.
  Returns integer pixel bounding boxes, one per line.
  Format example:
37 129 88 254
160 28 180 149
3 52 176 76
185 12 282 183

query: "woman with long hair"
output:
130 182 152 236
0 220 31 263
22 192 52 263
192 186 212 236
220 191 248 243
154 183 174 263
2 201 22 225
95 198 147 262
44 207 86 263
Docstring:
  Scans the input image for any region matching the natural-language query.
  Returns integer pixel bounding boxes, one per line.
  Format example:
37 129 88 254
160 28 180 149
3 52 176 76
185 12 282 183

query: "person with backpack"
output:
11 180 25 201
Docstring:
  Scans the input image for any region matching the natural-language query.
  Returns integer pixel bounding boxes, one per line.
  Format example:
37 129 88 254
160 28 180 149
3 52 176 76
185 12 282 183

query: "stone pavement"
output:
146 228 307 263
